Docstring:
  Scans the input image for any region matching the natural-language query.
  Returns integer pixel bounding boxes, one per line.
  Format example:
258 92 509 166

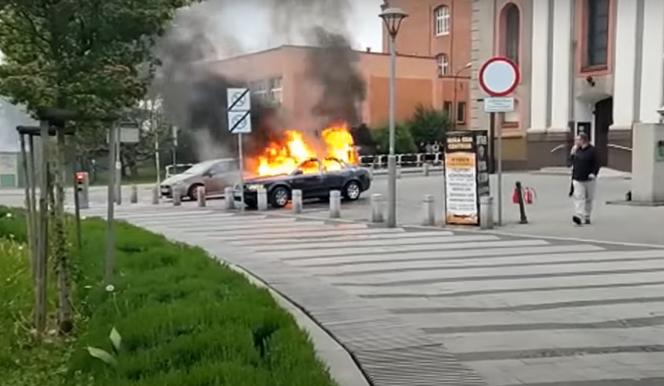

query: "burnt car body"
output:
236 158 372 208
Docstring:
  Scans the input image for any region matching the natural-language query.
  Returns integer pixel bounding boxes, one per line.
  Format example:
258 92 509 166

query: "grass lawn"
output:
0 207 337 386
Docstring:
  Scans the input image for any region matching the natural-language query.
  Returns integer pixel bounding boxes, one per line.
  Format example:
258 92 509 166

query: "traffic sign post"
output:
479 57 519 227
227 88 252 211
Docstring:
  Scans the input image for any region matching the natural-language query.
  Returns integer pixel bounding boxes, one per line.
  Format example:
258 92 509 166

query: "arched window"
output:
586 0 610 67
434 6 450 36
502 3 520 64
436 53 449 77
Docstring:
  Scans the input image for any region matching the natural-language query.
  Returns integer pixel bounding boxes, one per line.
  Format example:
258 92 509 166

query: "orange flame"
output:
255 123 357 177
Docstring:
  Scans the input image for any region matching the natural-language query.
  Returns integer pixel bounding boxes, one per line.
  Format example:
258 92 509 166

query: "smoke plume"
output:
153 0 366 161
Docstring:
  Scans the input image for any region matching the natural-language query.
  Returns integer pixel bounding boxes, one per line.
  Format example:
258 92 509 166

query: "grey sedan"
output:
160 159 239 200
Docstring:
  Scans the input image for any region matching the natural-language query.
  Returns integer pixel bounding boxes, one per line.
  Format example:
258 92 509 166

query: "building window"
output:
443 101 453 117
436 53 449 77
456 102 466 123
268 77 283 105
586 0 610 67
502 3 520 64
434 6 450 36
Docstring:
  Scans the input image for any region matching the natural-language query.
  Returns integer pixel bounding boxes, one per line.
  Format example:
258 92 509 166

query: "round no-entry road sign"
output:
479 57 519 97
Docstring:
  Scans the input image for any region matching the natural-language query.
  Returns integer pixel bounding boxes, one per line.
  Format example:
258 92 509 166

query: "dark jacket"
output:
570 145 600 181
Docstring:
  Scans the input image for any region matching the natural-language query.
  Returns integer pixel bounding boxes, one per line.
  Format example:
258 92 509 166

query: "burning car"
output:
236 158 372 208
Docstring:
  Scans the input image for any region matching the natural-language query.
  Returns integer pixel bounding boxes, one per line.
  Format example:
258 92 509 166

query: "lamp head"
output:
380 7 408 38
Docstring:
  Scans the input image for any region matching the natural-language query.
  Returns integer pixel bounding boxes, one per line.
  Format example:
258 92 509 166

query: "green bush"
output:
0 209 337 386
407 104 451 146
373 122 417 154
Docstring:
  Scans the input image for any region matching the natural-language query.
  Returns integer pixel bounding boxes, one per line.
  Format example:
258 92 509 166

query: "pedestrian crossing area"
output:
84 203 664 386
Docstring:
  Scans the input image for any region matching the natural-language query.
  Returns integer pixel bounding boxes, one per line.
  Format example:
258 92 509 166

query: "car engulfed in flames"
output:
253 123 358 177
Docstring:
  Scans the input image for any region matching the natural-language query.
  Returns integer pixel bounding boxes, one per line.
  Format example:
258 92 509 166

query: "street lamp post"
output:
453 62 472 131
380 7 408 228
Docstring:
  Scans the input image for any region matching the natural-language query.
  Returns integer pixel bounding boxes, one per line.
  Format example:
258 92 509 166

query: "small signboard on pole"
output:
226 88 252 210
479 56 520 227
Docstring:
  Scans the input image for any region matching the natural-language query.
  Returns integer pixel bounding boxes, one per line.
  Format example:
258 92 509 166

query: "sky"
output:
348 0 385 52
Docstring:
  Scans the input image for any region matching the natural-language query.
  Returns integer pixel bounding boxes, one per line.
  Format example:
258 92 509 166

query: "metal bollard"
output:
130 185 138 204
370 194 385 223
423 163 430 177
422 194 436 226
329 190 341 219
396 165 402 179
515 181 528 224
172 185 182 206
292 189 303 214
197 186 206 208
224 187 235 210
152 185 160 205
257 188 268 211
480 196 494 229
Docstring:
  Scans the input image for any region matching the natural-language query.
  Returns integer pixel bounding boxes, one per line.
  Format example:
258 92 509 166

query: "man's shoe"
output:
585 219 591 225
573 216 582 225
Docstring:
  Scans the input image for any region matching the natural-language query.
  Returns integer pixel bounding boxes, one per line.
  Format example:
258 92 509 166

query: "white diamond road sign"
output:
484 97 515 113
226 88 252 134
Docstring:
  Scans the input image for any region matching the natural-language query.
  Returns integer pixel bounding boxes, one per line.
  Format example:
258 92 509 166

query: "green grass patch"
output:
0 208 337 386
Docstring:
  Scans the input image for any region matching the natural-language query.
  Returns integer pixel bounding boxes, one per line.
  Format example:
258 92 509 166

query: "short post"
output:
130 185 138 204
370 193 385 223
152 185 159 205
197 186 206 208
515 181 528 224
423 163 430 177
396 165 402 179
422 194 436 226
224 187 235 210
172 185 182 206
257 188 268 211
329 190 341 219
480 196 494 229
292 189 303 214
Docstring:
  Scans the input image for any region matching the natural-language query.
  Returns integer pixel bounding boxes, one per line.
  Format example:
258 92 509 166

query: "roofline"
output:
200 44 437 65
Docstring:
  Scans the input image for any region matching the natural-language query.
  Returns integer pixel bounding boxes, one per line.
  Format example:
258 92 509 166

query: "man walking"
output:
569 133 601 225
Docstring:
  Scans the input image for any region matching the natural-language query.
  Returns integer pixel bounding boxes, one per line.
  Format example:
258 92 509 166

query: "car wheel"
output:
188 184 204 201
270 186 290 208
343 181 362 201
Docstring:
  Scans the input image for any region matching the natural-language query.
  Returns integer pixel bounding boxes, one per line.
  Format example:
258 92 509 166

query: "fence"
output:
359 153 444 169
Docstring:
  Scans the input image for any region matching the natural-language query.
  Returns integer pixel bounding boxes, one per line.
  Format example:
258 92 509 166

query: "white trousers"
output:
572 180 596 220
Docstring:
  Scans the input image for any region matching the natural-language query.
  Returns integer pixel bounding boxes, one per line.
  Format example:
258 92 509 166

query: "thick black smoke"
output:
154 0 366 161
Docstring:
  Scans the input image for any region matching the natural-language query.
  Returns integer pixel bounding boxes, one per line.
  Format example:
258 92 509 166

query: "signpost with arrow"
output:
227 88 252 210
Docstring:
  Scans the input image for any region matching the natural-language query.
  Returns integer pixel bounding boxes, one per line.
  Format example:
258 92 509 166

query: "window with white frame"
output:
436 53 449 77
268 77 283 105
434 6 450 36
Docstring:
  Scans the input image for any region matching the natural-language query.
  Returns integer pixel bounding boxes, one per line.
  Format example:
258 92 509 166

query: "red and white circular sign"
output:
479 57 520 97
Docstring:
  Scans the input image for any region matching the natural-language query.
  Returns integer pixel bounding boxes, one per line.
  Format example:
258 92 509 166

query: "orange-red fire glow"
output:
255 123 357 177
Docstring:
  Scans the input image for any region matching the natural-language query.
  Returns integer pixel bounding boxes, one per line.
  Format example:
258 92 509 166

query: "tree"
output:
407 104 451 147
0 0 196 336
373 123 417 155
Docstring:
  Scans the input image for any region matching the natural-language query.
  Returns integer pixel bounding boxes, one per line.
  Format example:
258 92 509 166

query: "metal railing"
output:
608 143 633 152
359 153 444 169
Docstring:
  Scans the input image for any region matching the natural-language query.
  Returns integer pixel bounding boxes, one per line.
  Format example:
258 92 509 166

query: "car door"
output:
322 159 347 192
290 160 324 198
205 162 230 195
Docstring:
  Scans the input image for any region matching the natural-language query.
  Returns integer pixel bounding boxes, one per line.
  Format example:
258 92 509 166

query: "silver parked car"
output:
160 159 239 200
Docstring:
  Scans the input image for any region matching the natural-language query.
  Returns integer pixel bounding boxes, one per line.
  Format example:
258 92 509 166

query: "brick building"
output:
386 0 473 128
209 44 458 130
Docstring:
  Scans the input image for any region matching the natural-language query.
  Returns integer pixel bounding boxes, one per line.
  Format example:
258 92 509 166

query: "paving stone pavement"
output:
83 202 664 386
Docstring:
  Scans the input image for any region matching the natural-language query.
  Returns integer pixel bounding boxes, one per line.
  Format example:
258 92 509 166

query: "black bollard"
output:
515 181 528 224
